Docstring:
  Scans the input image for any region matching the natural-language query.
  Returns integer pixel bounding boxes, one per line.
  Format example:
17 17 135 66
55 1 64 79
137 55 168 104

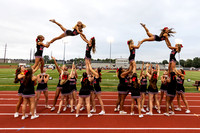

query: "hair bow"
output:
153 74 157 79
127 41 130 45
24 70 28 75
116 68 119 72
180 44 183 48
163 27 168 30
132 77 136 82
91 37 95 40
62 75 68 80
83 77 88 82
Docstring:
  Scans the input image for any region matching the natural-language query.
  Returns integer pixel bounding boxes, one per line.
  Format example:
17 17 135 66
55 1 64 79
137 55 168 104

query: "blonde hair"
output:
176 44 182 53
73 21 86 31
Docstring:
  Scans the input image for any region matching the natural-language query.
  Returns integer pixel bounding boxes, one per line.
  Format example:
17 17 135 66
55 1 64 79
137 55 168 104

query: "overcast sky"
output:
0 0 199 62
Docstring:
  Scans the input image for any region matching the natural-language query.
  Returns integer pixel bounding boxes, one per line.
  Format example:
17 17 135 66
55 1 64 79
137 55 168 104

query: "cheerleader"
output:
164 63 177 116
22 68 38 120
139 62 147 112
127 39 142 72
159 71 168 105
145 63 161 115
80 35 96 75
48 19 86 45
32 35 50 74
138 23 176 46
51 56 68 111
175 68 190 113
57 63 75 114
88 63 105 115
76 72 93 118
63 69 78 111
14 65 40 118
35 67 51 113
130 71 143 118
115 64 133 114
165 41 183 72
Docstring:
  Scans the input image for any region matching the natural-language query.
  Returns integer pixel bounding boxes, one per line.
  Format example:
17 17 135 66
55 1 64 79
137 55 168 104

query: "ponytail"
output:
14 67 21 83
23 68 33 87
91 37 96 53
97 67 102 82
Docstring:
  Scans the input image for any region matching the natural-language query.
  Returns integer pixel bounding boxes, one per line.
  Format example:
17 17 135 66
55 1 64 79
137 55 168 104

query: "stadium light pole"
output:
175 39 183 69
62 37 71 65
107 37 114 69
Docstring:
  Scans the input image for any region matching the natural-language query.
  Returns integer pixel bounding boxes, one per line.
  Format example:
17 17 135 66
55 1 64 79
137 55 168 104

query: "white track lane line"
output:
0 128 200 130
0 104 200 108
0 113 199 116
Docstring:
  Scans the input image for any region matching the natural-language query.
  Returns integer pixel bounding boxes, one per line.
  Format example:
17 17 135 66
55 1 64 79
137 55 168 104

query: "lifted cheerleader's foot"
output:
49 19 56 23
140 23 146 27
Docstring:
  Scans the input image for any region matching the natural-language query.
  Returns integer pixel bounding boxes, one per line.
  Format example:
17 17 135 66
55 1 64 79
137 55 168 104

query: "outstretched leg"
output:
49 19 67 32
139 23 155 45
49 33 66 44
140 23 154 37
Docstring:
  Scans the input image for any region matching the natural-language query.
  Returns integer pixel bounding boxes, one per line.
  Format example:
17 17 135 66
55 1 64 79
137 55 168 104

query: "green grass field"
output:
0 68 199 92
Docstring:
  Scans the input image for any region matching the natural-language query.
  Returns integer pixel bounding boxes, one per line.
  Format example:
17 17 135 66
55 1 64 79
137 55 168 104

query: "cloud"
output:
0 0 199 62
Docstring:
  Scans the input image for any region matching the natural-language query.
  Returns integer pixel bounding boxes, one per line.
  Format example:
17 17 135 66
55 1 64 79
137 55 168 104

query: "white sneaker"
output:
21 114 28 120
163 113 170 116
146 107 149 112
31 115 39 120
63 107 67 112
57 111 60 114
185 110 191 114
51 107 55 111
169 106 171 109
71 109 75 113
146 112 153 115
175 108 182 111
45 105 51 109
14 112 19 118
67 104 71 108
169 111 175 115
90 109 96 113
75 106 77 110
139 114 144 118
99 110 105 115
80 107 85 111
119 111 127 114
141 108 146 113
130 112 134 115
157 110 161 114
88 113 93 117
75 114 79 117
114 108 119 112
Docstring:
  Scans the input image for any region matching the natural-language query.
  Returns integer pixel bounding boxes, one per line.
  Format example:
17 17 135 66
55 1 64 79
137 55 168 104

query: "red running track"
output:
0 91 200 133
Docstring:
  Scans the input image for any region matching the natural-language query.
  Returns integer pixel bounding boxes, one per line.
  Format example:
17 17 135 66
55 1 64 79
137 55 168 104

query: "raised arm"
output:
146 63 151 78
80 35 91 45
121 65 133 78
38 42 50 48
175 68 185 78
88 63 99 77
140 62 144 78
157 64 160 78
51 56 61 74
74 68 78 79
69 63 75 79
33 62 40 74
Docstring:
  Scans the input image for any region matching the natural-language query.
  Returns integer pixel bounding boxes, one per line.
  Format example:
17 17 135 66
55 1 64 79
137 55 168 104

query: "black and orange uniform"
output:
117 75 128 94
89 80 94 92
57 74 63 89
35 43 44 58
128 48 135 62
69 77 77 91
140 76 147 93
154 35 166 42
23 81 35 98
18 78 24 96
85 44 92 59
169 49 177 63
37 76 48 92
94 77 101 94
65 29 79 36
160 75 168 92
79 78 90 98
126 76 132 92
130 77 140 99
61 80 73 96
167 72 177 97
176 75 185 94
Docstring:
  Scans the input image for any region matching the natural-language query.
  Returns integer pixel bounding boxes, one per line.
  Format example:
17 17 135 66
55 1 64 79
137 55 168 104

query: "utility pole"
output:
4 44 7 63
